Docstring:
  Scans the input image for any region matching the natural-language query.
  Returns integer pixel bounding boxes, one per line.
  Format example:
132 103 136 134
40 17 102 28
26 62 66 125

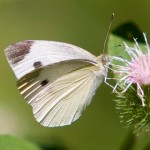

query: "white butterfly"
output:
5 40 112 127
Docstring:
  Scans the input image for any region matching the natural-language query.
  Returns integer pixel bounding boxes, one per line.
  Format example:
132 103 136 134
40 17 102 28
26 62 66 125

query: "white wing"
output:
5 40 96 80
17 60 103 127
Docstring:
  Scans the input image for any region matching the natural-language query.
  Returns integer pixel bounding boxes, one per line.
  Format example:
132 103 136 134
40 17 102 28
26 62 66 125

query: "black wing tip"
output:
5 40 34 64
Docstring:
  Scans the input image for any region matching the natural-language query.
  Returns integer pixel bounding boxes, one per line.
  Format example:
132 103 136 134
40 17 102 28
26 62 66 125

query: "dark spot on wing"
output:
41 79 49 87
33 61 43 69
5 40 34 64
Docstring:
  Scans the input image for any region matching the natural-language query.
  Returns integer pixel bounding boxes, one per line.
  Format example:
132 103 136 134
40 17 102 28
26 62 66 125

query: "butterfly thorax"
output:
95 53 111 77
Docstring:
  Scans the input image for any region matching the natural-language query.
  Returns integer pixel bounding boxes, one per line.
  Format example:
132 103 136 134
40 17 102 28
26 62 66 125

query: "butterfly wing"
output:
5 40 96 80
17 60 104 127
5 40 106 127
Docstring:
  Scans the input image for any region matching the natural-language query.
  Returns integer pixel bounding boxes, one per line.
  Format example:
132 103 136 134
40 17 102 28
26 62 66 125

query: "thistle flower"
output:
113 33 150 106
111 33 150 134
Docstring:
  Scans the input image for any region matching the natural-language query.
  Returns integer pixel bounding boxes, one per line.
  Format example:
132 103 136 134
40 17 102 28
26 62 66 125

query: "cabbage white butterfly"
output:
4 15 114 127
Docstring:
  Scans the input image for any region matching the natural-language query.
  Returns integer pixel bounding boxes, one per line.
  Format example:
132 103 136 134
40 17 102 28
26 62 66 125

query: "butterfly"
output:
4 40 112 127
4 14 114 127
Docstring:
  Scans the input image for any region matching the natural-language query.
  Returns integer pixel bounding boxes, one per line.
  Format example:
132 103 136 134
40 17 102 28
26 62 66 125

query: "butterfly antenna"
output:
103 13 115 54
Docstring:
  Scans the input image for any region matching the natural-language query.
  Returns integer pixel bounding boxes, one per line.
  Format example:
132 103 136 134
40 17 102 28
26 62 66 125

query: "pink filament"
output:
128 52 150 85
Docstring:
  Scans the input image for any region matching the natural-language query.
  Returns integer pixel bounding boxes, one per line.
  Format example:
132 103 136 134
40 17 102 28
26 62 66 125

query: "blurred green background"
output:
0 0 150 150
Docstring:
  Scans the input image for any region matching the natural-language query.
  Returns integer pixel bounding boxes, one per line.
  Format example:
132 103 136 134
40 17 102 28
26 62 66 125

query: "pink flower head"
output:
112 33 150 106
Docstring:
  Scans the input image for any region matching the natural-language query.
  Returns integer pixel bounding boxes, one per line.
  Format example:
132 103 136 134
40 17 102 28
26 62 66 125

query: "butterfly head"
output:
96 53 112 67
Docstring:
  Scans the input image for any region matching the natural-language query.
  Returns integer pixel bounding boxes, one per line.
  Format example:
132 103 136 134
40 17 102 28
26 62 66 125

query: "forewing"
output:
17 61 103 127
5 40 96 80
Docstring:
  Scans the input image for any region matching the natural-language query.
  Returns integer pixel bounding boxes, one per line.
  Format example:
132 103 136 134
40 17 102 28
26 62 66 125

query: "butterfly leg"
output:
104 77 116 91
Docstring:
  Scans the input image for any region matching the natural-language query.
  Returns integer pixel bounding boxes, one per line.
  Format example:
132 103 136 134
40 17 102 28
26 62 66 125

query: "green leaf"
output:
108 21 145 65
0 135 42 150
